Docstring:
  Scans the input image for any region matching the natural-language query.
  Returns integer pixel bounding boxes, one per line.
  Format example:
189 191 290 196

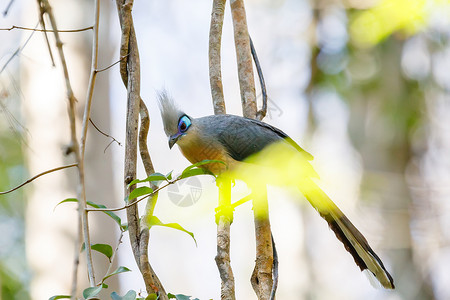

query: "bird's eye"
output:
178 115 191 133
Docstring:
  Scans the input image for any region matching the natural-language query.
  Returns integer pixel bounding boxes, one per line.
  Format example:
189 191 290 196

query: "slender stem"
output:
80 0 100 162
249 36 267 121
97 231 124 286
0 164 77 195
89 118 122 149
86 179 178 213
0 25 93 32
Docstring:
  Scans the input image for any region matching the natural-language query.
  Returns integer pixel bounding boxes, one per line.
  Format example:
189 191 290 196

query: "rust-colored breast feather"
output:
176 124 237 174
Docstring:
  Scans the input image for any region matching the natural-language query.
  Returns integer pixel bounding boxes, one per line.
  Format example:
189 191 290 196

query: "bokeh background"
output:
1 0 449 299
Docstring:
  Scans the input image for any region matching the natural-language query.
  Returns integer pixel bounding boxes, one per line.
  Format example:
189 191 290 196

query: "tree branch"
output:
209 0 227 115
230 0 257 118
209 2 237 298
138 100 167 298
115 0 167 298
215 177 236 300
230 1 274 298
0 164 77 195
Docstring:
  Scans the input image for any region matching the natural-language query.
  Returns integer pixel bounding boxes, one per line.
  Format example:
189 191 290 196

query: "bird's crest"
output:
157 90 184 136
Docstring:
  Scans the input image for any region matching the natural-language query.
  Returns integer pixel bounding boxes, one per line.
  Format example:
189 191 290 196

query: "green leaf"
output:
91 243 113 261
145 294 158 300
166 171 173 181
128 173 168 187
179 168 214 179
56 199 125 231
128 186 153 201
102 266 131 283
86 201 125 231
49 296 71 300
181 160 224 176
53 198 78 210
83 284 106 299
111 290 137 300
147 216 197 246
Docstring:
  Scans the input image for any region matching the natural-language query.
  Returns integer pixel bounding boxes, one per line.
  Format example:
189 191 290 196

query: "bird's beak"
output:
168 134 180 149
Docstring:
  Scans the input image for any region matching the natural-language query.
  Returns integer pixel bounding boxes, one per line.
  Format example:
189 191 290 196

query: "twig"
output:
37 2 55 67
89 118 122 152
0 25 93 32
97 230 124 286
0 21 39 74
0 163 77 195
249 36 267 121
80 0 101 163
3 0 15 16
209 0 227 115
36 0 96 289
95 54 129 73
86 178 179 213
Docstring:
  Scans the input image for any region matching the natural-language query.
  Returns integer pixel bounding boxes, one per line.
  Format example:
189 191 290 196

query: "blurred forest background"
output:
1 0 449 299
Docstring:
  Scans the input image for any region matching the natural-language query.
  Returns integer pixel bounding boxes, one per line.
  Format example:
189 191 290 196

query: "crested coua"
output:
158 91 395 289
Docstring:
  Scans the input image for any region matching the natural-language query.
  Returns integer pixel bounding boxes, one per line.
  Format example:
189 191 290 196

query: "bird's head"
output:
158 90 193 149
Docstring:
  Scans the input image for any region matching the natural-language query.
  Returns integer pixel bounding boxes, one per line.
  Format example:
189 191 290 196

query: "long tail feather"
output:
300 179 395 289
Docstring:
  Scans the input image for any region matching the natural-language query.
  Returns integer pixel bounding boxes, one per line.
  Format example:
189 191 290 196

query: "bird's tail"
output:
299 179 395 289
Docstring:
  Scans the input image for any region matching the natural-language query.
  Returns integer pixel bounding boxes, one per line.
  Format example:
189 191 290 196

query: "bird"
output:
158 90 395 289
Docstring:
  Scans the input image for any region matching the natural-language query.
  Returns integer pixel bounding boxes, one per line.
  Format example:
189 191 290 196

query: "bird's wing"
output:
244 117 314 161
202 115 313 162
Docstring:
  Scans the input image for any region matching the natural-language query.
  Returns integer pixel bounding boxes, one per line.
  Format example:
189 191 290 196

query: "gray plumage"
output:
195 114 313 162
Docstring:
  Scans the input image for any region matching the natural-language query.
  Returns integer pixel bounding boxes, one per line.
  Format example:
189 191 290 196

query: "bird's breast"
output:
177 133 236 175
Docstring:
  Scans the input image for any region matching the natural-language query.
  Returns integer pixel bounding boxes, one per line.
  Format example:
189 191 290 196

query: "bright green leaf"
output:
86 201 125 231
83 284 106 299
49 296 71 300
179 168 214 179
53 198 78 211
102 266 131 283
167 294 198 300
147 216 197 246
55 199 125 230
166 171 173 181
145 294 158 300
128 186 153 202
91 243 113 261
181 160 224 176
128 173 168 187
